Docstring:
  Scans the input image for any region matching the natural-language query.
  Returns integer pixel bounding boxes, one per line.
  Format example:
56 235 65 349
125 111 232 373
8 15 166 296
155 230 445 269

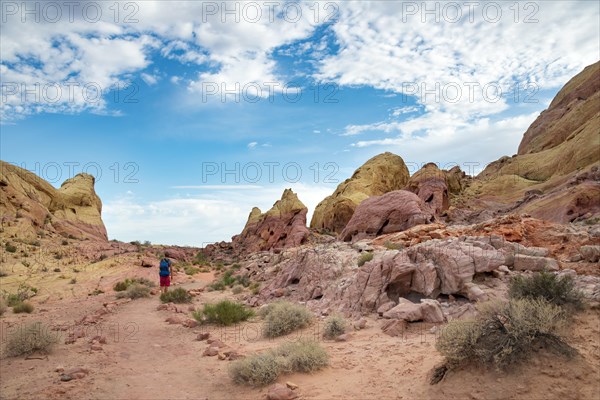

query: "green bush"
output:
323 315 348 339
436 298 575 371
184 265 200 275
509 270 583 309
194 300 254 326
193 251 208 265
13 301 34 314
116 283 151 299
357 252 374 267
261 301 314 338
5 322 58 357
5 243 17 253
160 288 192 304
229 339 328 386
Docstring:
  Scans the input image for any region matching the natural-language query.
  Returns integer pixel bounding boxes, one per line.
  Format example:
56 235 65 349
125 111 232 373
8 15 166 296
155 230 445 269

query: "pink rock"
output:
266 384 299 400
202 346 219 357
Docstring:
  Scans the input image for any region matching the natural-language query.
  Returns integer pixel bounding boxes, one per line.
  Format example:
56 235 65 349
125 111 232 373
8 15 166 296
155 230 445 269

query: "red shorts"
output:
160 276 170 287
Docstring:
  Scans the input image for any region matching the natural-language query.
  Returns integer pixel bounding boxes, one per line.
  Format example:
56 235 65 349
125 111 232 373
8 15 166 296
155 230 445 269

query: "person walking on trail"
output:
159 256 173 294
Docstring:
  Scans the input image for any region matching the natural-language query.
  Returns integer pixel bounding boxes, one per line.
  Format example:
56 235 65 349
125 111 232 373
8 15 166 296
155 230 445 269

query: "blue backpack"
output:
159 258 171 276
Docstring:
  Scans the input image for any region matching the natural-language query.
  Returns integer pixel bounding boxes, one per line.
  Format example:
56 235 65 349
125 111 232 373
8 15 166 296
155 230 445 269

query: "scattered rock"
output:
580 245 600 263
514 254 559 271
353 318 367 330
202 347 219 357
195 333 210 341
286 381 299 390
381 319 407 337
182 319 199 328
335 334 349 342
266 383 299 400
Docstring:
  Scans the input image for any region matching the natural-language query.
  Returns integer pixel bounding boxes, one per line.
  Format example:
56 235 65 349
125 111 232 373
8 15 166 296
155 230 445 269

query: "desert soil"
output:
1 269 599 400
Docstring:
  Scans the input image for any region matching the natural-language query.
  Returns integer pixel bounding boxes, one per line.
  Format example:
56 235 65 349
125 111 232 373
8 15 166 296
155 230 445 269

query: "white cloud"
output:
140 73 159 86
247 141 258 149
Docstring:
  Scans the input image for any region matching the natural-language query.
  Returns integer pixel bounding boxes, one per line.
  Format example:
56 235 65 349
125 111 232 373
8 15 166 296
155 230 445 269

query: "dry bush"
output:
323 315 348 339
160 288 192 304
357 252 374 267
231 285 244 294
261 301 313 338
116 283 151 300
229 339 328 386
5 322 58 357
13 301 34 314
436 298 575 371
114 277 155 292
509 270 583 309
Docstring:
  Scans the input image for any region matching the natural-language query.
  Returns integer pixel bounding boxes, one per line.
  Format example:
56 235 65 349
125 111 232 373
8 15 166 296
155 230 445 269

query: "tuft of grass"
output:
5 322 58 357
436 298 575 371
160 288 192 304
509 270 583 310
357 252 374 267
249 282 261 295
229 339 328 387
193 300 254 326
383 241 404 250
13 301 34 314
261 301 314 338
5 243 17 253
116 283 151 299
323 315 348 339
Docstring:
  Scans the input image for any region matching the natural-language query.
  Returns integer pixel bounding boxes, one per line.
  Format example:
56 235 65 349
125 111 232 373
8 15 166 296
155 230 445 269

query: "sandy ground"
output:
1 268 599 400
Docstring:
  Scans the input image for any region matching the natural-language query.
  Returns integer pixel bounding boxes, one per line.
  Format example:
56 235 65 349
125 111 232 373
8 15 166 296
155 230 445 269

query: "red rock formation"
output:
340 190 435 242
232 189 309 253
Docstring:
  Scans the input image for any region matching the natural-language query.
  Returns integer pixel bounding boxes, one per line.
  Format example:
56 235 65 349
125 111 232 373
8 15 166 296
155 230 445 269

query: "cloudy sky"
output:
1 1 599 246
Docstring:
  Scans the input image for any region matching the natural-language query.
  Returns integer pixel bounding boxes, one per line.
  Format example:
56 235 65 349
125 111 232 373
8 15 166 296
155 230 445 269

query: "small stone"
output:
91 344 102 351
202 346 219 357
60 375 73 382
266 383 298 400
218 353 227 360
195 333 210 341
273 288 285 297
55 366 64 373
286 381 299 390
335 334 349 342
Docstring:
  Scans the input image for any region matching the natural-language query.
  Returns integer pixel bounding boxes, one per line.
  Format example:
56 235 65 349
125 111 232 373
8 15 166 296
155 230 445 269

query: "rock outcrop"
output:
340 190 435 242
232 189 309 253
405 163 469 215
0 161 107 240
460 61 600 224
310 152 410 233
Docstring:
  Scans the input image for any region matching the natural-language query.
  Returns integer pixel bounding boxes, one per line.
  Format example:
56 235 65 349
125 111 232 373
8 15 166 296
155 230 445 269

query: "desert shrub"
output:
0 297 7 316
5 243 17 253
13 301 34 314
69 278 77 284
273 340 329 373
194 300 254 326
249 282 261 295
323 315 348 339
193 251 208 265
436 298 575 371
160 288 192 304
261 301 313 338
4 283 37 306
383 241 404 250
114 277 155 292
357 252 373 267
232 285 244 294
509 270 583 309
229 352 281 386
229 339 328 386
5 322 58 357
116 283 151 299
209 281 225 291
184 265 200 275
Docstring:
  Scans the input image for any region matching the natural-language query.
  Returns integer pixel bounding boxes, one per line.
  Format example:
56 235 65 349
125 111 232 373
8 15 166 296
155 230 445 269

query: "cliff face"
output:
310 152 410 233
459 61 600 224
0 161 108 240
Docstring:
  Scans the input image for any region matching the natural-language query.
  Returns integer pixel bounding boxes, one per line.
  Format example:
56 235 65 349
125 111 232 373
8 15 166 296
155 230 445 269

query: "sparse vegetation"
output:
249 282 261 295
13 301 34 314
160 288 192 304
509 270 583 310
116 283 151 299
69 278 77 284
193 251 208 265
5 243 17 253
210 267 251 291
435 298 575 372
231 285 244 294
261 301 314 338
5 322 58 357
113 277 155 292
383 241 404 250
323 314 348 339
3 283 38 306
193 300 254 326
183 264 200 275
357 252 374 267
229 339 328 386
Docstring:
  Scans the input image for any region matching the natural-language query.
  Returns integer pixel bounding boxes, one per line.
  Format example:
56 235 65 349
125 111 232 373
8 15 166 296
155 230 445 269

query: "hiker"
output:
159 256 173 294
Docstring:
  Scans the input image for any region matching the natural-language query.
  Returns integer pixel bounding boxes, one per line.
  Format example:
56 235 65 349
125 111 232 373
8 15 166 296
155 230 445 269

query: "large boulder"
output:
232 189 309 254
310 152 410 233
0 161 107 240
340 190 435 242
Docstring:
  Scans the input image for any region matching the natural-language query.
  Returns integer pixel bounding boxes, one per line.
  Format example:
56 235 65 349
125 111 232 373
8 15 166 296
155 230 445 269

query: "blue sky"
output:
1 1 599 246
